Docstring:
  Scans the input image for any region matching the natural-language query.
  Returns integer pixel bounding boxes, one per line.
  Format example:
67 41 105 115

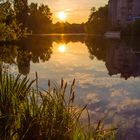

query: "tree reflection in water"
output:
0 36 53 75
0 35 140 140
86 36 140 80
0 35 140 79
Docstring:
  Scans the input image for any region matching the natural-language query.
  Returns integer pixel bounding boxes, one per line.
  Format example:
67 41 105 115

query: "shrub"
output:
0 71 116 140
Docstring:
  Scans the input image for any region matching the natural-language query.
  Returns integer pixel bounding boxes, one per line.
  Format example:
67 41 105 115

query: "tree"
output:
27 3 52 33
52 22 85 33
14 0 28 27
0 1 23 41
86 5 110 34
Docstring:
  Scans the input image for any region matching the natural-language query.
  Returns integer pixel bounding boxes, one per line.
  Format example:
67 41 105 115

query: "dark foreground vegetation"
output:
0 71 116 140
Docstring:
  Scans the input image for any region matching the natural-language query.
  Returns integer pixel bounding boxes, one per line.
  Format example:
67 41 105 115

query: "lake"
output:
0 35 140 140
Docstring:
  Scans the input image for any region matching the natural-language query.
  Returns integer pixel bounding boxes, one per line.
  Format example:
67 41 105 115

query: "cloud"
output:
110 89 131 98
84 93 100 104
108 97 140 111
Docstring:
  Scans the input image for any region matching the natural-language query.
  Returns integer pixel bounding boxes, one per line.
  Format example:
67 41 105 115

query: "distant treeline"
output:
52 22 85 33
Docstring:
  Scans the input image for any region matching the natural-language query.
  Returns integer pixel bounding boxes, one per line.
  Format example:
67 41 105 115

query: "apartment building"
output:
108 0 140 26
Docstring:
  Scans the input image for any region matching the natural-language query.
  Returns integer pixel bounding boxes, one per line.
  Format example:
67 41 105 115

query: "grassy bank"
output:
0 71 116 140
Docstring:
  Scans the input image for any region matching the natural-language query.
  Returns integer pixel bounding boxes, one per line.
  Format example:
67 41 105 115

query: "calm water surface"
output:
1 35 140 139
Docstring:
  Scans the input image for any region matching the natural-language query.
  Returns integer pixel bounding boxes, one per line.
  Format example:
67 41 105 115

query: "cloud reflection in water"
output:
1 35 140 140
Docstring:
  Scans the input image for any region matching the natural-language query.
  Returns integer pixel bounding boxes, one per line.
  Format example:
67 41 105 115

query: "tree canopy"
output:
0 0 53 41
86 5 110 34
27 3 52 33
0 1 23 41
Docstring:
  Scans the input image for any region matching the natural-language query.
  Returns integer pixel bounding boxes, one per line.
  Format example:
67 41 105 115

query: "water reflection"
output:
86 37 140 79
0 35 140 139
58 45 66 53
1 36 140 78
106 42 140 80
0 36 53 75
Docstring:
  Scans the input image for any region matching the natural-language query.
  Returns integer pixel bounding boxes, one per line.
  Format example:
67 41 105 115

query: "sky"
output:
29 0 108 23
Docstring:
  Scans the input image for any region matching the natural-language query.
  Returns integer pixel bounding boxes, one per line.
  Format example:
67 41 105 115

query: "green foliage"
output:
86 5 110 34
0 45 17 64
0 1 25 41
0 71 34 140
0 20 25 41
14 0 28 27
0 72 116 140
0 0 53 41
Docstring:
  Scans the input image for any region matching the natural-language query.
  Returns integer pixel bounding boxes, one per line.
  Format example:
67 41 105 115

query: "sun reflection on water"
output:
58 45 66 53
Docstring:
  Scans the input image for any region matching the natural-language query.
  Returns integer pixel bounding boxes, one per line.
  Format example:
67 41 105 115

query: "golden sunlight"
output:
57 11 66 21
58 45 66 53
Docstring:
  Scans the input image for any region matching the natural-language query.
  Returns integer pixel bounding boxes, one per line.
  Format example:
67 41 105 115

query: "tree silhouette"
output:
86 5 110 34
27 3 52 33
14 0 28 27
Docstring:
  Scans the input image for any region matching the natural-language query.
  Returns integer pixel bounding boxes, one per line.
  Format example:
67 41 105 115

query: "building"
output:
105 41 140 80
109 0 140 27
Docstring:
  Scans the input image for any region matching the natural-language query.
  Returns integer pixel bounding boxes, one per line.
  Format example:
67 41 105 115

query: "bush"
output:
0 71 116 140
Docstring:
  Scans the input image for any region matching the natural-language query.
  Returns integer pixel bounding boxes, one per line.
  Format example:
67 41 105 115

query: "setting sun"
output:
58 45 66 53
57 11 66 21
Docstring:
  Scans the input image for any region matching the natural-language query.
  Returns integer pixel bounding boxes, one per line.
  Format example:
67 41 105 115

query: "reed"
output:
0 71 116 140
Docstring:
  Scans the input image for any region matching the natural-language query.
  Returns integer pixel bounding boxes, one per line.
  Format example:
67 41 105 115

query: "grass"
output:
0 71 116 140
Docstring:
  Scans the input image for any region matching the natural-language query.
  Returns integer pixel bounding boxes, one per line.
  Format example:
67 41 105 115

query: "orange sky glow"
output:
29 0 108 23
